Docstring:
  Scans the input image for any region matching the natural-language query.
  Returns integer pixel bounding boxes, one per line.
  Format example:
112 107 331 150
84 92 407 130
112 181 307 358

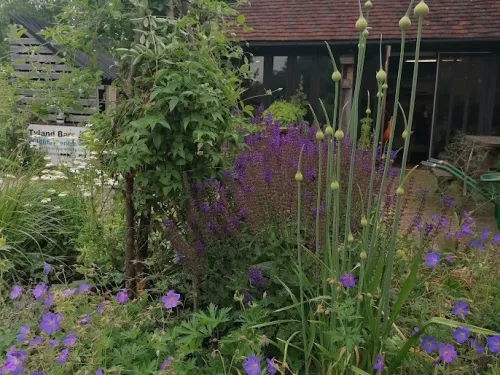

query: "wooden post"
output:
340 55 355 131
105 85 117 110
124 173 137 297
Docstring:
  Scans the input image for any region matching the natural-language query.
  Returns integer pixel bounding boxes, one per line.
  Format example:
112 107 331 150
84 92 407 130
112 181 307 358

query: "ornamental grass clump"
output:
279 1 500 374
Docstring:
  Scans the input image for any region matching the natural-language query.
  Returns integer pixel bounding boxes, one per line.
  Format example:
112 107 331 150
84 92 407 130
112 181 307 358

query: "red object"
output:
237 0 500 42
383 117 393 143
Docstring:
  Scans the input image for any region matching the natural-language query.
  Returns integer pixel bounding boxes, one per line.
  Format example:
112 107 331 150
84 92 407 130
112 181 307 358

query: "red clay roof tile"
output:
238 0 500 42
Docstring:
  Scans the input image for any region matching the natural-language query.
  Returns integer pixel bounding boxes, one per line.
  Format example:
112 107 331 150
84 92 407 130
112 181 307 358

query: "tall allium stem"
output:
342 33 367 272
295 146 309 375
381 11 425 336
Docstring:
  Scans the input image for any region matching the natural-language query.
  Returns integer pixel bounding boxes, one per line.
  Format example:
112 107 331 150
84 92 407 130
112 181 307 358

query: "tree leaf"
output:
236 14 245 25
169 97 179 112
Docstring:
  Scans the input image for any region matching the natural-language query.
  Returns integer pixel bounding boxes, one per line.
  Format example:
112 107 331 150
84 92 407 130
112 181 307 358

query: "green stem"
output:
381 15 424 336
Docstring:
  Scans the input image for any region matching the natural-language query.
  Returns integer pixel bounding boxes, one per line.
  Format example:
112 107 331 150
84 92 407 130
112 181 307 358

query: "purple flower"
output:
442 196 454 210
480 228 489 240
446 253 454 263
266 358 276 375
29 336 43 348
4 349 26 375
44 293 54 307
340 273 356 288
95 369 103 375
33 283 48 301
243 292 253 306
439 343 457 363
162 290 181 309
116 289 128 305
492 233 500 244
453 327 470 344
43 262 51 275
461 224 472 236
80 314 90 325
420 336 438 354
487 335 500 354
470 339 485 354
57 348 69 364
194 240 205 256
452 301 469 319
61 288 76 296
263 169 272 183
249 266 264 287
10 286 22 300
49 339 60 348
243 355 261 375
469 239 486 250
77 283 91 294
39 312 62 335
16 326 30 343
425 252 440 268
96 302 104 314
63 333 77 347
373 354 384 374
160 356 173 370
416 220 424 232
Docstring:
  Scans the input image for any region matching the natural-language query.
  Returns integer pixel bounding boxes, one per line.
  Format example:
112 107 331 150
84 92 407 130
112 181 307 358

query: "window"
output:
242 55 266 107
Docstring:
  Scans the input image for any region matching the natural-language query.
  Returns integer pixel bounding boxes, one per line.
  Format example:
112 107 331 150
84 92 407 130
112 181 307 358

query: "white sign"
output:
28 124 87 164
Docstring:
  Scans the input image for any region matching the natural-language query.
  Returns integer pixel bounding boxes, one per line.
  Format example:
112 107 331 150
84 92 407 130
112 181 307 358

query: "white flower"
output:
40 175 51 180
24 203 33 208
53 205 62 210
106 179 117 186
83 191 92 198
91 151 98 155
5 174 15 179
43 156 51 161
102 150 108 155
58 192 68 197
88 156 97 160
41 169 51 174
40 197 51 204
30 176 40 181
29 142 39 149
47 189 56 194
45 163 55 168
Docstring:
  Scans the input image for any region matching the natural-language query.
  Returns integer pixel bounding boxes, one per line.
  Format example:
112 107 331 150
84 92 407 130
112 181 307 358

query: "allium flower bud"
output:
355 17 368 32
335 129 344 140
295 172 303 182
363 29 370 37
366 108 371 115
402 130 408 139
376 69 387 83
357 294 364 301
364 0 373 9
315 304 325 314
348 233 354 242
366 293 373 298
377 92 383 98
325 126 334 137
414 0 429 18
326 278 334 285
396 186 405 196
331 181 340 191
382 83 388 90
361 216 368 227
399 16 411 31
316 130 325 141
332 70 342 82
360 251 368 260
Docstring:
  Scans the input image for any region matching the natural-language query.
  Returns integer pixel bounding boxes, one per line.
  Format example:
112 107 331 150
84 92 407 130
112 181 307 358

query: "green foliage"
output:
358 116 373 150
264 85 308 125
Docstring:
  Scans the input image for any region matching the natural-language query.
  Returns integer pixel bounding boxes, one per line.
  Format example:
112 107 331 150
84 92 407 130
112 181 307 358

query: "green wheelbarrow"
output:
421 158 500 230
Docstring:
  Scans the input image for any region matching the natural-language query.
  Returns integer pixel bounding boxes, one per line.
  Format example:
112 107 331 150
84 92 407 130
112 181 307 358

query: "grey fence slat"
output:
11 54 64 63
10 45 53 54
19 97 98 106
46 114 92 123
11 38 43 46
13 63 73 72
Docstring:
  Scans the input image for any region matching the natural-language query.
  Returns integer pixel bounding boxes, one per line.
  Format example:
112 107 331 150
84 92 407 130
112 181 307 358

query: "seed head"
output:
399 16 411 31
295 172 303 182
316 130 325 141
376 69 387 83
360 251 368 260
325 126 334 137
335 129 344 140
332 70 342 82
348 233 354 243
363 29 370 37
361 216 368 227
396 186 404 196
402 130 408 139
414 1 429 18
382 83 388 90
331 181 340 191
364 0 373 9
366 108 371 115
355 17 368 32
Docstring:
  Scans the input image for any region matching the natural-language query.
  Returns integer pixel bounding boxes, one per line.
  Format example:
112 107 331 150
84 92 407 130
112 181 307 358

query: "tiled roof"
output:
238 0 500 43
10 14 117 81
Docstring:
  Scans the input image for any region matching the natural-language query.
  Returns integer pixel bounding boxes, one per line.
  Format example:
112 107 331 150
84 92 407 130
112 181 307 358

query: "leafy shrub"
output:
263 101 306 125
